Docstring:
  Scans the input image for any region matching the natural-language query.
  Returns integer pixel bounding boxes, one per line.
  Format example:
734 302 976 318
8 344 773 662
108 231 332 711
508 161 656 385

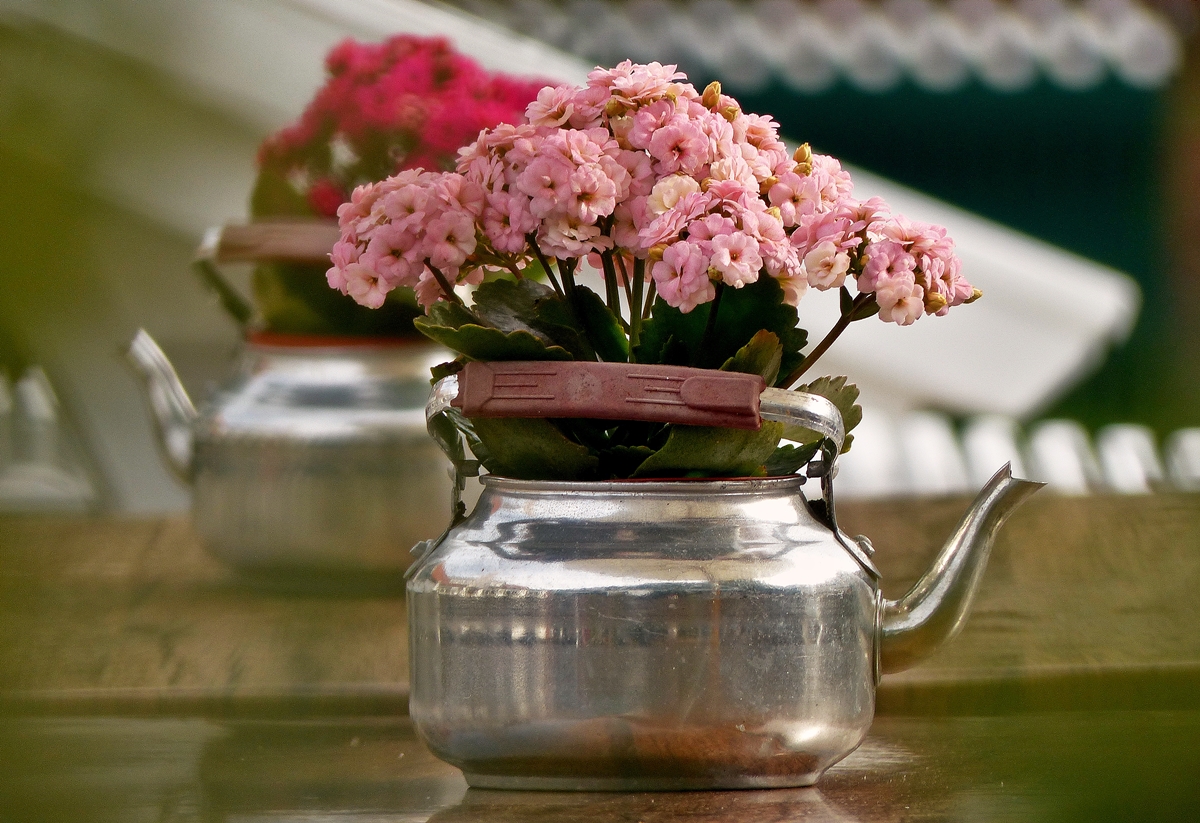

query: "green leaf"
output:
786 376 862 454
470 278 594 360
595 444 656 478
720 330 782 384
764 441 822 476
416 321 574 362
415 300 573 361
632 421 784 478
637 276 807 383
572 285 630 362
469 417 600 480
848 296 881 322
249 168 314 219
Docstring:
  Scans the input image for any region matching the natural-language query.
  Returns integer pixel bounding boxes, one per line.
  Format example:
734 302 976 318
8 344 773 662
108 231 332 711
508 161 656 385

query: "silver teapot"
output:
408 365 1042 789
127 331 452 573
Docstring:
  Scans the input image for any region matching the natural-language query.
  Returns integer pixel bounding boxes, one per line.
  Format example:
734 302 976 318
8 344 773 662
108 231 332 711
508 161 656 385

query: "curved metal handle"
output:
192 220 342 328
125 329 197 482
759 387 845 456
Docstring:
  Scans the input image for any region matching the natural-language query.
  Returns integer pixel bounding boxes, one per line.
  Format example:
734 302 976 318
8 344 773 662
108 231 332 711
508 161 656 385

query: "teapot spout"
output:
879 464 1044 675
126 329 197 482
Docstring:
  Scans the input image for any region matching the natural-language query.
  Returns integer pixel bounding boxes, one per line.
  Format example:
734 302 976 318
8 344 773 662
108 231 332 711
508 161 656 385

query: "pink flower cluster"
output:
328 61 973 325
255 35 546 218
328 170 485 308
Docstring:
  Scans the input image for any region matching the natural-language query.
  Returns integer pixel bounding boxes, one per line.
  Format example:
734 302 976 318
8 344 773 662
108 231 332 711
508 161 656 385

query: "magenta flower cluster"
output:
328 61 974 326
256 35 545 218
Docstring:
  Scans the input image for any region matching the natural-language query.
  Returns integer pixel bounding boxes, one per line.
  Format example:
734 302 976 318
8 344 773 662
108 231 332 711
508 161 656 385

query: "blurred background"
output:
0 0 1197 512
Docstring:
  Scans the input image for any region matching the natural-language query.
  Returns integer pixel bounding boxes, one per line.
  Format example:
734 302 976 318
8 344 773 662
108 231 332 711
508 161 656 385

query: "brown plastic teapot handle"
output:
451 361 766 430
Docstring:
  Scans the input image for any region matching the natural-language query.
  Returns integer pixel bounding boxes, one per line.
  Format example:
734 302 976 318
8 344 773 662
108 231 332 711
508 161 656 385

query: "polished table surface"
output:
2 494 1200 820
4 711 1199 821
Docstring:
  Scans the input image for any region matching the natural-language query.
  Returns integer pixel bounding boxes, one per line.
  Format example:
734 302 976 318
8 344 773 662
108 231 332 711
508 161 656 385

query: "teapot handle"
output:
192 220 341 328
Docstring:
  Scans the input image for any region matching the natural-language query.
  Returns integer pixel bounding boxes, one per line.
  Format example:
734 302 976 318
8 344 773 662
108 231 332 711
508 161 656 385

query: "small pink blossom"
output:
343 262 391 309
803 240 852 290
653 241 714 313
425 211 477 270
647 174 701 216
648 119 709 176
526 84 576 128
709 233 762 288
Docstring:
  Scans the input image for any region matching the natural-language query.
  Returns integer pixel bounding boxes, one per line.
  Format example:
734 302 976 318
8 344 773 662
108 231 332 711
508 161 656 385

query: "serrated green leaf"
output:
720 330 782 384
470 278 595 360
596 444 656 478
632 421 784 478
415 299 574 361
415 320 574 361
636 276 807 383
786 376 862 454
422 300 484 330
764 441 822 476
469 417 600 480
572 285 629 362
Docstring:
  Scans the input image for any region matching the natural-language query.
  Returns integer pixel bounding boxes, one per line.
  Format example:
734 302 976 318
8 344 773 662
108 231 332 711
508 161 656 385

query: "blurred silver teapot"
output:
128 330 451 573
126 222 452 573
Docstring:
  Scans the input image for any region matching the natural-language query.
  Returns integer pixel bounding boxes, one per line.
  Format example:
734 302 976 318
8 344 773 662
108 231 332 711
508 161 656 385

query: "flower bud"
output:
924 291 948 313
708 266 723 282
604 97 628 117
964 287 983 304
648 244 667 261
702 81 722 110
793 143 813 175
719 104 740 123
759 176 779 196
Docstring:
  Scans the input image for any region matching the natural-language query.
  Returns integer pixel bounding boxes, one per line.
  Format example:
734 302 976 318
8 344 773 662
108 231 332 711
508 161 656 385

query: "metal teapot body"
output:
409 363 1042 788
408 474 878 789
129 330 451 572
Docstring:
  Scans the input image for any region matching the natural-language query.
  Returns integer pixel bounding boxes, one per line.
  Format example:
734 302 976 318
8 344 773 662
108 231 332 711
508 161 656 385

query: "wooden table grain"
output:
2 496 1200 821
2 711 1198 821
3 493 1198 713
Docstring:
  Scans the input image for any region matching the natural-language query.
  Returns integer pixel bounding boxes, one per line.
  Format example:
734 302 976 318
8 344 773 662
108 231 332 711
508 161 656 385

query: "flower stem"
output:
426 262 465 306
616 254 634 311
527 234 563 296
642 278 656 320
629 257 645 355
782 292 876 388
600 250 621 314
695 282 725 367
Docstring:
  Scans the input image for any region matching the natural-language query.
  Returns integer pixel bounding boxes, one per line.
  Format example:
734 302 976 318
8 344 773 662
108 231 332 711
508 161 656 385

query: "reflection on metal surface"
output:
0 368 98 512
407 465 1037 789
4 712 1199 821
879 464 1044 674
129 330 454 572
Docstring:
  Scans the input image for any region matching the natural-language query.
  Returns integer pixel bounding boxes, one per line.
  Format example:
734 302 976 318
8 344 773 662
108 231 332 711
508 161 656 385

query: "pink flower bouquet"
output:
245 35 547 336
327 61 979 478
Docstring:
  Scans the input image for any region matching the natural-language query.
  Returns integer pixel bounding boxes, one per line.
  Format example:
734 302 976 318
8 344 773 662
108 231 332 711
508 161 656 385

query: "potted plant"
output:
328 61 1039 786
129 37 547 574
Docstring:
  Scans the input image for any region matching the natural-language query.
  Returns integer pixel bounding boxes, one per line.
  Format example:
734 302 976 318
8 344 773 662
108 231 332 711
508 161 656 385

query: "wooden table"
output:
2 494 1199 819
